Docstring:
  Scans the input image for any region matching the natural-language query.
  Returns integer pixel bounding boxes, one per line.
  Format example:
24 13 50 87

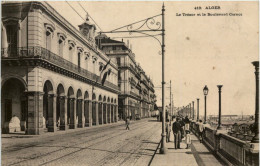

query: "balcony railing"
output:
1 47 119 91
130 91 141 99
104 50 128 54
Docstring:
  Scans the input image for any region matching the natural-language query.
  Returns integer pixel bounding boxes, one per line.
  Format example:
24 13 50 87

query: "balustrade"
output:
190 121 259 166
1 47 119 91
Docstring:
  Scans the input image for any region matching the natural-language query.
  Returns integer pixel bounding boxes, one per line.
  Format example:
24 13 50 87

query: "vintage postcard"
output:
1 1 259 166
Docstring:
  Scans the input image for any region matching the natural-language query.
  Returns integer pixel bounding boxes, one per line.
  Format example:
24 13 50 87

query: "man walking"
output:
125 117 130 130
172 117 182 149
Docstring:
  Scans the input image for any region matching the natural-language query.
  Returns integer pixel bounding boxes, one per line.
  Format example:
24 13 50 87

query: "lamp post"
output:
217 85 223 130
251 61 259 143
189 103 191 119
203 85 209 124
192 101 194 120
197 98 199 121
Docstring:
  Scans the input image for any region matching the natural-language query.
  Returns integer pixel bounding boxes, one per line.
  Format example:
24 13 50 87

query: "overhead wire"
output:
65 1 85 22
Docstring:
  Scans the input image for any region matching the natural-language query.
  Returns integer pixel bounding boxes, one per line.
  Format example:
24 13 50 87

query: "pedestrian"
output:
172 117 182 149
185 130 191 149
166 119 171 142
198 120 204 143
125 117 130 130
184 116 190 132
179 117 185 141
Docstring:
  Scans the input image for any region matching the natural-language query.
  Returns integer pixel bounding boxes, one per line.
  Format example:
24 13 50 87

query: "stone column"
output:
69 98 76 129
77 99 84 128
115 105 118 122
105 103 108 124
60 96 68 130
96 102 99 125
74 98 77 128
112 104 115 123
47 94 57 132
81 99 85 128
101 102 103 125
88 100 92 127
26 91 44 135
108 104 111 123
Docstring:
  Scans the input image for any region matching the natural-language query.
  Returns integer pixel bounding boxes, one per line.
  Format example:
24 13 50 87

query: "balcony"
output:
103 50 128 55
130 91 141 99
1 47 119 92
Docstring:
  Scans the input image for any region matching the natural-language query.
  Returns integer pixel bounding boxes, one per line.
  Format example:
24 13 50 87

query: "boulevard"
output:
2 119 161 166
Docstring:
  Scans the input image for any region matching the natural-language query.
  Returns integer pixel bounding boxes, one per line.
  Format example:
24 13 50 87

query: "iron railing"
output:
1 47 119 91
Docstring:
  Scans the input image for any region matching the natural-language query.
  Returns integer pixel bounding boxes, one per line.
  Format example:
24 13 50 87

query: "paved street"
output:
2 118 161 166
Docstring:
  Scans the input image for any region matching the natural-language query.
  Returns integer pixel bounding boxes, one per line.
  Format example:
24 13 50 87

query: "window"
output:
46 31 52 50
44 23 55 51
58 39 63 57
6 24 18 57
68 40 76 62
117 57 121 66
77 47 83 70
57 33 66 57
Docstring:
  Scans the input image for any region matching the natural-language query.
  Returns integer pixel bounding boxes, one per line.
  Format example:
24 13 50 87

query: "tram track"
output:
4 120 152 166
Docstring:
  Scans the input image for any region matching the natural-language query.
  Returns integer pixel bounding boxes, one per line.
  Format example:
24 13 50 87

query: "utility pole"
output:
170 80 172 118
160 3 166 154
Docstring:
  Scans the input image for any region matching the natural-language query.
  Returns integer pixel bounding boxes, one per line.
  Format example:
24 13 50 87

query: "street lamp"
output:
99 3 167 153
189 103 191 119
251 61 259 143
217 85 223 130
203 85 209 124
192 101 194 120
197 98 200 122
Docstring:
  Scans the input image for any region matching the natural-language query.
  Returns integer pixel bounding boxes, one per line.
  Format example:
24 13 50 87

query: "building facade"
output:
1 2 119 135
96 35 156 120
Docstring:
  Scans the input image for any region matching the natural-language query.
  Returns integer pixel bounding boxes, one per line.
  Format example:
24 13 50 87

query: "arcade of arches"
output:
1 78 118 135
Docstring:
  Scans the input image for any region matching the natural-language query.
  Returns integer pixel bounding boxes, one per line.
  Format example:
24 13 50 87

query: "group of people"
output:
166 116 205 149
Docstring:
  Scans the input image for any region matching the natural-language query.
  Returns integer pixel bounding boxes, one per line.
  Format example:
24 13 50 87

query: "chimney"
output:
127 40 129 48
130 44 132 50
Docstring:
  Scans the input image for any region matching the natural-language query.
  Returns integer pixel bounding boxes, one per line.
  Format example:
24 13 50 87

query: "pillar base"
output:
78 123 85 128
85 123 92 127
69 124 76 129
60 125 68 130
48 126 57 132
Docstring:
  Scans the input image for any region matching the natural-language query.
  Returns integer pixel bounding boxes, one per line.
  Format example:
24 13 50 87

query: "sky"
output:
48 1 259 116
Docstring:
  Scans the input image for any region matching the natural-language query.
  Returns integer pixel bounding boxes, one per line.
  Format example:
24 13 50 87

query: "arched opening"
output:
84 91 90 127
92 93 96 125
43 80 55 132
103 96 106 124
1 78 26 134
107 97 110 123
98 95 102 125
67 87 75 129
57 84 66 130
76 89 83 128
111 98 114 123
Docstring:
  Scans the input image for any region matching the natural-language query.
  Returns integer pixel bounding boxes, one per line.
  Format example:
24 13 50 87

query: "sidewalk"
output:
150 133 224 166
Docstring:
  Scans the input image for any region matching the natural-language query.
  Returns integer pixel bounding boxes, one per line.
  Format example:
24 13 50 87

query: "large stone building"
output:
96 35 156 120
1 2 119 134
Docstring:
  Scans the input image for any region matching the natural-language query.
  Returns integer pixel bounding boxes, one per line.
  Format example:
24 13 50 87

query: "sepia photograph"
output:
1 1 259 165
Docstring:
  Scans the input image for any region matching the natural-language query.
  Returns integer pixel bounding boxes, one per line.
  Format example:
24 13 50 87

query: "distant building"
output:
96 35 156 120
1 2 119 134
